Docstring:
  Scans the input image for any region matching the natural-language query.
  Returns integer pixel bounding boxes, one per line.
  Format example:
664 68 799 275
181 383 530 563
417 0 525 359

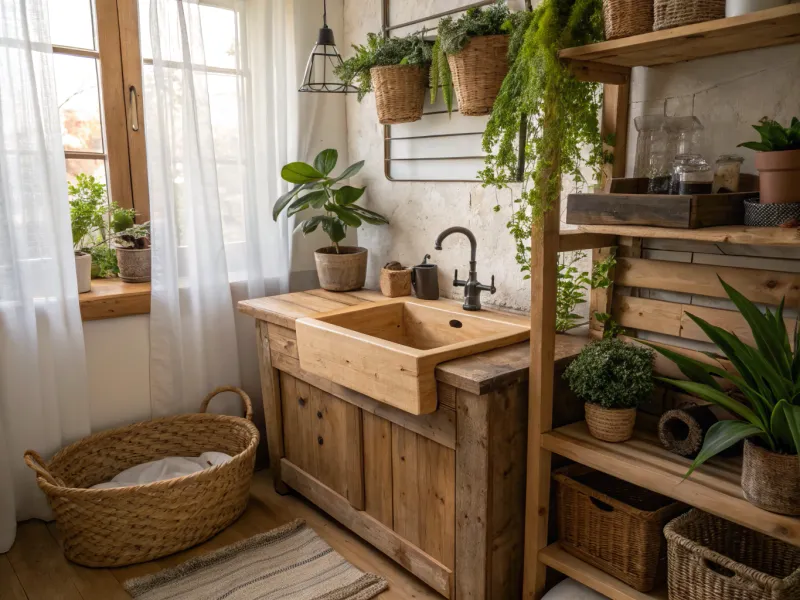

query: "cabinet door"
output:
279 372 364 508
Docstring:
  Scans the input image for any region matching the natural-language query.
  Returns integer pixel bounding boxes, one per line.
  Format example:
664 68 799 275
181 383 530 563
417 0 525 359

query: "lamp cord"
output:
323 0 327 27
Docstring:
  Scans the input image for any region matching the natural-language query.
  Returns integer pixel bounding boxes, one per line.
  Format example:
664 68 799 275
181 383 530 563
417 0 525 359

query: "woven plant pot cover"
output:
585 403 636 443
447 35 509 117
604 0 654 40
665 510 800 600
24 387 259 567
371 65 428 125
654 0 724 30
744 199 800 227
741 440 800 516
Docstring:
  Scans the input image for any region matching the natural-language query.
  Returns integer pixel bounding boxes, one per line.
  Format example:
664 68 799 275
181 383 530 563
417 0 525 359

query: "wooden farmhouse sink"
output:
295 297 530 414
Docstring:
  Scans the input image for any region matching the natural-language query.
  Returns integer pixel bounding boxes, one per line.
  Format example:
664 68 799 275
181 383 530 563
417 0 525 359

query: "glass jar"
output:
672 154 713 195
712 154 744 193
633 116 671 193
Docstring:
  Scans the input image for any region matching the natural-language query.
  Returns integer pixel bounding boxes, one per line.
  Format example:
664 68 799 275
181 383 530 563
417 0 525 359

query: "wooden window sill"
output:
79 278 151 321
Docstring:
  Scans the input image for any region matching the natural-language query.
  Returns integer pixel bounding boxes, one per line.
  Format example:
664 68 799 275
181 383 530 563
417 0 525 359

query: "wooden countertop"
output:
239 289 588 394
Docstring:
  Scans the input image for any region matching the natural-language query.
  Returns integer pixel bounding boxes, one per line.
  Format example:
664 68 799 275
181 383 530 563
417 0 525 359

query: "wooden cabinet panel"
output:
363 412 393 527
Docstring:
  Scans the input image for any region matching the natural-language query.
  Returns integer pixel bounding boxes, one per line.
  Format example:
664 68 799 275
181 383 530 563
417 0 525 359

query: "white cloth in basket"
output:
91 452 232 489
542 579 609 599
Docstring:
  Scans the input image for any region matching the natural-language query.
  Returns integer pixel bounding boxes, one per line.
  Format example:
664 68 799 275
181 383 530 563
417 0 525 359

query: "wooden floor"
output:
0 470 440 600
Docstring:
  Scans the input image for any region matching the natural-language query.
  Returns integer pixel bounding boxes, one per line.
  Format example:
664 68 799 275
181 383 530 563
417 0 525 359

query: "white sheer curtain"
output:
144 0 300 416
0 0 90 552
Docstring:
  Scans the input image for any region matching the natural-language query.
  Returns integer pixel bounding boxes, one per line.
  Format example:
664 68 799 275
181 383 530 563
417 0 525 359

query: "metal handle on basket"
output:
23 450 62 487
200 386 253 421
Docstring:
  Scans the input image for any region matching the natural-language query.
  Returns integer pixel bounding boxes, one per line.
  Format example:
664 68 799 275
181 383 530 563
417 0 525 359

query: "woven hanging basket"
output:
584 402 637 443
604 0 654 40
665 510 800 600
654 0 725 30
741 440 800 516
447 35 509 117
371 65 428 125
24 387 259 567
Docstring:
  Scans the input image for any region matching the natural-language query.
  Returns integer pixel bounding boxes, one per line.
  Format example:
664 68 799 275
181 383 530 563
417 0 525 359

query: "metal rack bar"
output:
383 0 495 33
387 132 483 141
385 156 485 162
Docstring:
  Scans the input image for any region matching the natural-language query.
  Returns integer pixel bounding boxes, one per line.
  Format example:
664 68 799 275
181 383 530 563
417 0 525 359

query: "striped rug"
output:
124 519 388 600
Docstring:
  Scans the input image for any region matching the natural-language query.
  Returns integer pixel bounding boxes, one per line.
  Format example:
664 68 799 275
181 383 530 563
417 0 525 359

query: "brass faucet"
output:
434 226 496 311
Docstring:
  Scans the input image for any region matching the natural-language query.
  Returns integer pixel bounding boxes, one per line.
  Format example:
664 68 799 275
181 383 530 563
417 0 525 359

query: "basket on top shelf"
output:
654 0 725 30
665 510 800 600
555 464 688 592
24 387 259 567
604 0 654 40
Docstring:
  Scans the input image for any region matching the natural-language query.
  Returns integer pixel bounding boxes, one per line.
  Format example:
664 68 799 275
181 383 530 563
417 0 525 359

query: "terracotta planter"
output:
585 403 637 443
741 440 800 515
315 246 367 292
755 149 800 204
74 251 92 294
116 247 151 283
447 35 509 117
371 65 428 125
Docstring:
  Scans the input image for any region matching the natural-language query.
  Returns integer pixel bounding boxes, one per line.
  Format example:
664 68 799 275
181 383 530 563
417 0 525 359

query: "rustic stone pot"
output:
585 403 637 443
75 251 92 293
755 149 800 204
741 440 800 515
314 246 367 292
116 247 151 283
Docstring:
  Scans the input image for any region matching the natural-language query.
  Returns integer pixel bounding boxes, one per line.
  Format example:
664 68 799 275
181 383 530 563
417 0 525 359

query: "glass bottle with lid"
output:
672 154 713 195
633 116 671 193
712 154 744 193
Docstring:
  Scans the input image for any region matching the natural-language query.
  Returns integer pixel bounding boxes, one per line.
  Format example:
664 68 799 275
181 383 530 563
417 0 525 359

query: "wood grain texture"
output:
418 437 456 571
79 279 150 321
392 425 422 547
363 411 394 527
571 225 800 247
0 555 35 600
345 402 366 511
601 83 629 187
558 230 618 252
257 321 288 494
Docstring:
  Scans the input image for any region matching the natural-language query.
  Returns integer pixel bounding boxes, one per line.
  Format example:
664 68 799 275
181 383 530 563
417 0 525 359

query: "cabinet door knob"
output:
316 411 323 419
317 436 324 446
298 397 306 407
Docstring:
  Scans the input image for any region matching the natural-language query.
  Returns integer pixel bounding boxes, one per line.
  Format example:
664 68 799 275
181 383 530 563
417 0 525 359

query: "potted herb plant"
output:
739 117 800 204
431 1 515 116
335 33 432 124
114 222 151 283
273 149 389 292
647 279 799 516
564 338 655 443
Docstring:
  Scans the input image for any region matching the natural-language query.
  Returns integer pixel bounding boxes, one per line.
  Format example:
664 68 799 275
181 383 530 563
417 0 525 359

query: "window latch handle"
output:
129 86 139 132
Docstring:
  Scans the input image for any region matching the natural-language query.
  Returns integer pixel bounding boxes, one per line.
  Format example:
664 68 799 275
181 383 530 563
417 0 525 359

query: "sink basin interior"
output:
317 301 525 351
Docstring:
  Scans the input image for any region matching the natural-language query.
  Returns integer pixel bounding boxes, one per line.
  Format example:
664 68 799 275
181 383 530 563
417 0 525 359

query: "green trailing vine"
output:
479 0 605 275
556 251 619 333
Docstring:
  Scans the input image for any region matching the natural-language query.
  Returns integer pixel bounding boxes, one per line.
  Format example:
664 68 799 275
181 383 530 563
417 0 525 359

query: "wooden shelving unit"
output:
522 7 800 599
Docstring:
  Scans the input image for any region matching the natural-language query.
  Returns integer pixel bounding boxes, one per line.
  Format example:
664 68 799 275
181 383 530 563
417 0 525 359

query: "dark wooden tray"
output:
566 177 759 229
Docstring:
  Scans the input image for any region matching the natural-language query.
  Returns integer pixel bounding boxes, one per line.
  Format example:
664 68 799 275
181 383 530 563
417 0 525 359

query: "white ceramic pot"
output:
725 0 788 17
75 251 92 293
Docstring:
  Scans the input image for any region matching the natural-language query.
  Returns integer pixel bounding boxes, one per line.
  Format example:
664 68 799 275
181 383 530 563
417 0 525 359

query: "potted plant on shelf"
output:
335 33 432 124
273 149 389 292
564 338 655 443
431 1 515 116
647 278 799 516
739 116 800 205
114 222 151 283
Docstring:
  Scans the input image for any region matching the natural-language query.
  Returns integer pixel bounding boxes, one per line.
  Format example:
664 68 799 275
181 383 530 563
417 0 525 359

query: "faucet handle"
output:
478 275 496 294
453 269 466 288
489 275 496 294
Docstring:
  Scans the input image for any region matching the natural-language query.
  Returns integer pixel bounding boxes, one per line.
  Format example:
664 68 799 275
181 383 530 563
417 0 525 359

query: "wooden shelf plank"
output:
542 422 800 546
559 4 800 69
565 225 800 247
539 543 668 600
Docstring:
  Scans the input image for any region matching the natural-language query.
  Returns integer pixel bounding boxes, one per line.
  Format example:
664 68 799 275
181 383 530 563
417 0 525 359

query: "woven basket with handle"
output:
371 65 428 125
24 387 259 567
604 0 654 39
654 0 724 30
447 35 509 117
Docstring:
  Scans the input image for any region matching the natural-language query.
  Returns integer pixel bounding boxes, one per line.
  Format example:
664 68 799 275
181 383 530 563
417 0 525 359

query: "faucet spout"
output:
434 226 477 263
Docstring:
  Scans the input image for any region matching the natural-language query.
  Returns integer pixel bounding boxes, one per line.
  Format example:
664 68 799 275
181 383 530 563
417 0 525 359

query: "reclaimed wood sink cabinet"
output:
240 289 585 599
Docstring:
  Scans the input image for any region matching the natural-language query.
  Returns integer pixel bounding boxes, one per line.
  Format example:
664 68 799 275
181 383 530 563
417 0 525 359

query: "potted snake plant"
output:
273 149 389 292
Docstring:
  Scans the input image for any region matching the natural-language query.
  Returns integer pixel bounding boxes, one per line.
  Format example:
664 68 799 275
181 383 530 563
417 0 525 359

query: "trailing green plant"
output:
430 1 516 113
738 116 800 153
479 0 604 273
646 278 800 477
272 149 389 253
555 251 616 333
563 338 655 409
334 33 433 101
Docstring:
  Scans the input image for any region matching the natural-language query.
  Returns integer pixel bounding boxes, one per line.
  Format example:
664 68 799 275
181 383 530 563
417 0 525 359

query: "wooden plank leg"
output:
256 320 289 494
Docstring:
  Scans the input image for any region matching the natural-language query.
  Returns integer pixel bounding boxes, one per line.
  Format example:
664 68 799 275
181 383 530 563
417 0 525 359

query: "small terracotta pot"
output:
741 440 800 515
315 246 367 292
116 247 151 283
755 149 800 204
585 403 637 443
75 252 92 294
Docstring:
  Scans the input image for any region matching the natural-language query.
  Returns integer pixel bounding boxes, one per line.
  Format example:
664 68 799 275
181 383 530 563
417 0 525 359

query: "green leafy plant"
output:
647 278 800 477
564 338 655 409
480 0 604 272
334 33 433 101
88 246 119 278
738 117 800 152
431 1 516 113
555 251 616 333
272 149 389 253
114 222 150 249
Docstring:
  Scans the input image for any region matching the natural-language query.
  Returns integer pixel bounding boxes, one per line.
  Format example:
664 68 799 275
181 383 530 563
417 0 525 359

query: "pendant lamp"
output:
298 0 358 93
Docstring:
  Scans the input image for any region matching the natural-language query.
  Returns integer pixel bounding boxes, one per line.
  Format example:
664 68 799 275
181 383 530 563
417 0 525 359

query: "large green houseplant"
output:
273 149 389 292
649 279 799 515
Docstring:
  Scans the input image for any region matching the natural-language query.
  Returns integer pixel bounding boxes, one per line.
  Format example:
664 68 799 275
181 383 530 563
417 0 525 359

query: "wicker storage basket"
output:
584 402 637 442
665 510 800 600
24 387 259 567
380 263 412 297
654 0 725 30
555 464 687 592
604 0 654 39
447 35 509 116
371 65 428 125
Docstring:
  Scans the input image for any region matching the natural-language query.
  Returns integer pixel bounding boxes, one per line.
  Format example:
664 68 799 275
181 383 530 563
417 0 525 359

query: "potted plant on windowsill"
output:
335 33 432 125
564 338 655 443
739 116 800 205
273 149 389 292
647 279 800 516
114 222 151 283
